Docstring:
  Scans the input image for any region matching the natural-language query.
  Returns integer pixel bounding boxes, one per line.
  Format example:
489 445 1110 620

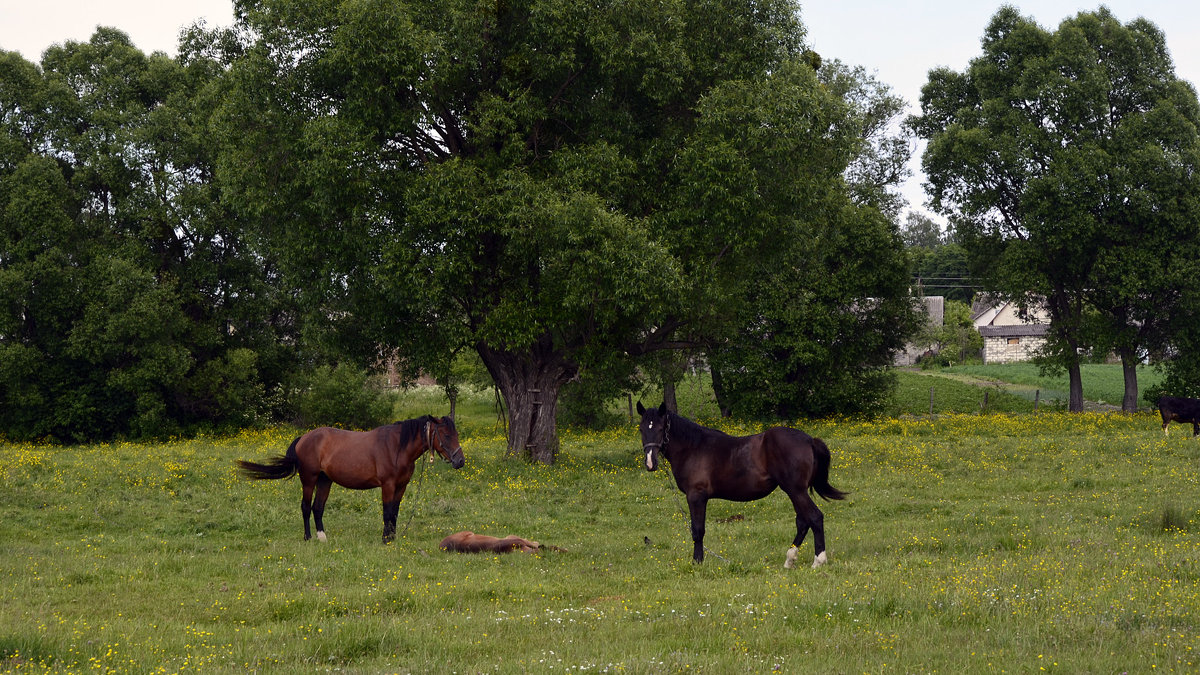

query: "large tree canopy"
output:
215 0 916 460
910 6 1200 411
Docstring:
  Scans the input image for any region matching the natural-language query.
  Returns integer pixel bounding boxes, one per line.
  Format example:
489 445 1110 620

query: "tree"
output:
0 32 291 440
707 201 920 419
922 299 983 364
900 212 945 249
1148 283 1200 402
215 0 911 460
645 53 919 421
912 242 974 303
909 6 1200 412
818 60 911 220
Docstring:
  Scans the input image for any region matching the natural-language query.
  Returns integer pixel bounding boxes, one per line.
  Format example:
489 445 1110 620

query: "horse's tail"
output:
236 436 301 480
809 437 848 501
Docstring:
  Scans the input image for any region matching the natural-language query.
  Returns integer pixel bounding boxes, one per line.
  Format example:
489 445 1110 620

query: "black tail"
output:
809 437 848 501
236 437 300 480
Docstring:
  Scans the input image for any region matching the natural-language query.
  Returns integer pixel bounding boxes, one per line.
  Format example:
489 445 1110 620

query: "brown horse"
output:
439 531 541 554
237 415 465 543
636 401 846 568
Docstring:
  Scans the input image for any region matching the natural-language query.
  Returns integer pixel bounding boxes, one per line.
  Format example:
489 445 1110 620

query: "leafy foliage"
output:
909 6 1200 411
0 34 293 441
287 364 394 430
215 0 916 457
709 204 920 419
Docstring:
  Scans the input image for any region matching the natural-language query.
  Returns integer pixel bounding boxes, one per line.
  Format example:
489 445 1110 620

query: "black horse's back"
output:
236 437 300 480
808 437 847 501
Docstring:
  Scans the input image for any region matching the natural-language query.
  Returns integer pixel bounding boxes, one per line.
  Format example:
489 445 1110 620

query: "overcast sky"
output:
3 1 1200 222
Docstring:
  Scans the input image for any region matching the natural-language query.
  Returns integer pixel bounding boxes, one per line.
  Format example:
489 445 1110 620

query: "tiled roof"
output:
979 324 1049 337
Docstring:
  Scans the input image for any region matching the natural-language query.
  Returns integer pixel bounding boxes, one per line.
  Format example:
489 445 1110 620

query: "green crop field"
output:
4 404 1200 672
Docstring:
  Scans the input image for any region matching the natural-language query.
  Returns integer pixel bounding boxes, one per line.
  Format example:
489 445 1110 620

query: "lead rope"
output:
398 422 433 541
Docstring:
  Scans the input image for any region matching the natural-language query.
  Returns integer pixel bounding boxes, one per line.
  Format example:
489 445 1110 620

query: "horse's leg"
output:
311 474 333 542
785 490 827 569
301 479 315 541
686 493 708 564
380 483 400 544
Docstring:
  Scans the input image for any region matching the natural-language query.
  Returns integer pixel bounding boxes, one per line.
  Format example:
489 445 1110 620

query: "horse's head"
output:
636 401 670 472
428 416 466 469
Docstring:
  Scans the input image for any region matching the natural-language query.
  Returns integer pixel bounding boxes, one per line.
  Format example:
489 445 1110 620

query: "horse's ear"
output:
658 401 668 415
636 401 646 415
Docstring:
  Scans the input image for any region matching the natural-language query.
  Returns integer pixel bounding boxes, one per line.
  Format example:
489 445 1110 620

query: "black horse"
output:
637 401 846 568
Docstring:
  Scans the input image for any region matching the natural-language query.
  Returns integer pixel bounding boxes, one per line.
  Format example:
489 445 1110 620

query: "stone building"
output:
972 298 1049 364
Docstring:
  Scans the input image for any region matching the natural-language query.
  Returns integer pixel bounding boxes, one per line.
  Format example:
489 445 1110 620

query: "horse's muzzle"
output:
643 444 660 472
447 447 465 469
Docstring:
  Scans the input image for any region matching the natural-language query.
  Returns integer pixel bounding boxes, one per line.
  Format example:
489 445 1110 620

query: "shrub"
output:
287 364 395 430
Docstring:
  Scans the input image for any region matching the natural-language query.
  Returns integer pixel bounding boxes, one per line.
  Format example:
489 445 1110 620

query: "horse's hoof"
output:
784 546 798 569
317 531 327 542
811 551 828 568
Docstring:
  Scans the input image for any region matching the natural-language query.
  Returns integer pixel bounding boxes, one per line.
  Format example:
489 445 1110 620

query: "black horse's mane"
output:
666 411 735 448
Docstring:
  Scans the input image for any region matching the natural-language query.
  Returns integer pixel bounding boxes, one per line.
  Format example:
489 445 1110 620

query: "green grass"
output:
400 364 1151 431
889 370 1036 415
943 362 1164 409
390 384 504 437
4 411 1200 672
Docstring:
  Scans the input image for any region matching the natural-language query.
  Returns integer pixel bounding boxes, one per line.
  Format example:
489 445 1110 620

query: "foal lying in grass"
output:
439 531 565 554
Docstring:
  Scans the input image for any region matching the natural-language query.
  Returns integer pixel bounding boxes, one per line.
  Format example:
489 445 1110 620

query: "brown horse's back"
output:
296 426 396 489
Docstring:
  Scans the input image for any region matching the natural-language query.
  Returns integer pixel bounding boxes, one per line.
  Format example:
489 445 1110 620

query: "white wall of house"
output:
973 300 1050 329
982 332 1047 364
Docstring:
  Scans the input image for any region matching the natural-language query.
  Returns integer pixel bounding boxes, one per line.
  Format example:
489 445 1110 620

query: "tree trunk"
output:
662 379 679 414
1067 360 1084 412
1048 287 1086 413
1119 348 1139 413
710 366 732 418
477 338 577 465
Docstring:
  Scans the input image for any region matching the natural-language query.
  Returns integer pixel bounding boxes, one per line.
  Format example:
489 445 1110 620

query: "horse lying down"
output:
439 531 565 555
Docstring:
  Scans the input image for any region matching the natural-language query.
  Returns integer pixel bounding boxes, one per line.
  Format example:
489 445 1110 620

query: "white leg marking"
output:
317 531 327 542
812 550 828 568
784 545 798 569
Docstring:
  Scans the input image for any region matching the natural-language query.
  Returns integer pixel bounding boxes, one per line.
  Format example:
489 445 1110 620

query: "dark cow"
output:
1157 395 1200 437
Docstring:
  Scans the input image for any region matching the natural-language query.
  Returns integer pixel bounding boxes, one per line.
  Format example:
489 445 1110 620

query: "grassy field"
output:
4 404 1200 672
942 363 1165 410
392 363 1164 426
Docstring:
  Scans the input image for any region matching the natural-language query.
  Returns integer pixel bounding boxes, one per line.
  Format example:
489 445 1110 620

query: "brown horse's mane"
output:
393 415 437 449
